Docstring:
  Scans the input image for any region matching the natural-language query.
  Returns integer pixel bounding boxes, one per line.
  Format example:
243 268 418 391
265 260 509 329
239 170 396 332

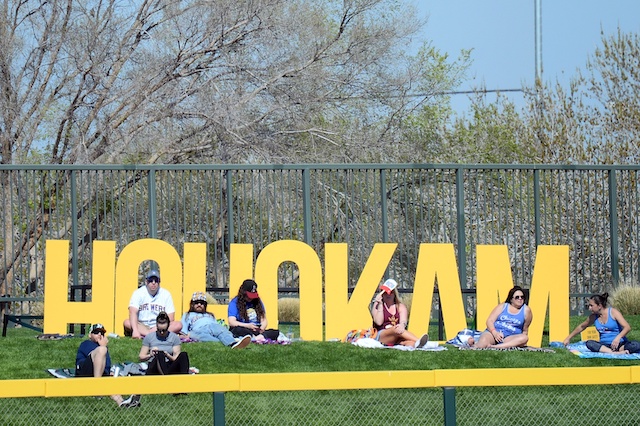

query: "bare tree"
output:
0 0 468 166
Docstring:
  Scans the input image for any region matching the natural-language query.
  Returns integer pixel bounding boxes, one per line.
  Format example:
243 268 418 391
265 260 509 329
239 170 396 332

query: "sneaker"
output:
119 394 141 408
231 335 251 349
416 334 429 349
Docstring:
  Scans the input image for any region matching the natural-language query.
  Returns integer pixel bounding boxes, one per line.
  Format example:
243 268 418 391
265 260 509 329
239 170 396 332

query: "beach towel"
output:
567 342 640 360
446 329 483 347
47 362 200 378
447 328 554 352
457 345 555 353
351 337 447 351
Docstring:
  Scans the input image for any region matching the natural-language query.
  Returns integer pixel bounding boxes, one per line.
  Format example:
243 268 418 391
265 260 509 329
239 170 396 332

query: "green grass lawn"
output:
2 316 640 380
2 317 640 426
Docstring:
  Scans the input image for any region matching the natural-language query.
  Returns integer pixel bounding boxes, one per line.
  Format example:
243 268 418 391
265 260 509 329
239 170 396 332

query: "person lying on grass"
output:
371 279 429 348
562 292 640 354
472 286 532 349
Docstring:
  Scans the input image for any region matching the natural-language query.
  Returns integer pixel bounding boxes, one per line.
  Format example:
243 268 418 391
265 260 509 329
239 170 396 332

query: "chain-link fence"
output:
2 376 640 425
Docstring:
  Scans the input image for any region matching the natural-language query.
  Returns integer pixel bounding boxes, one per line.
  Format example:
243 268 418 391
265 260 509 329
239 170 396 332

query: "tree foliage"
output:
519 29 640 165
0 0 469 165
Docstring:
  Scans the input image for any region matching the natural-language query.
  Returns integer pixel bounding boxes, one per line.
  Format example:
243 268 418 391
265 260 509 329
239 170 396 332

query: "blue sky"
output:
413 1 640 113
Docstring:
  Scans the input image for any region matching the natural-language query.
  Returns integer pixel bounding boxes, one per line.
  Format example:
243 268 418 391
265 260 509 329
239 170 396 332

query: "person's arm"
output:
128 306 142 338
610 308 631 350
562 315 595 346
522 306 533 334
393 303 409 334
370 293 384 326
259 301 268 332
95 333 109 347
165 344 181 362
228 315 259 332
485 303 506 342
179 313 189 335
139 342 152 361
228 299 259 331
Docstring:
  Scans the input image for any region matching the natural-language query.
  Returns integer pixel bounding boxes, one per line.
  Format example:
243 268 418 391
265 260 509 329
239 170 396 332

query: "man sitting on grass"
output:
75 323 141 408
180 292 251 349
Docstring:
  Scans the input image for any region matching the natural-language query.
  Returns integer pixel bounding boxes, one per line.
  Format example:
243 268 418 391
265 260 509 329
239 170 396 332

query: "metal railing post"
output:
443 386 456 426
608 170 620 285
302 167 312 245
213 392 225 426
147 168 157 239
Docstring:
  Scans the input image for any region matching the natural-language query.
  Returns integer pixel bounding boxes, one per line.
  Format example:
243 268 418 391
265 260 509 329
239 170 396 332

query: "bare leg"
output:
489 334 528 348
378 329 401 346
378 328 421 346
474 331 496 348
90 347 124 405
398 330 420 346
91 346 108 377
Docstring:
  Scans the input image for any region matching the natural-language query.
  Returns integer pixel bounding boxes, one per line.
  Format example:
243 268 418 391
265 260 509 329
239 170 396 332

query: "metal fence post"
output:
443 386 456 426
608 170 620 285
147 168 157 239
302 167 312 245
455 167 467 289
213 392 225 426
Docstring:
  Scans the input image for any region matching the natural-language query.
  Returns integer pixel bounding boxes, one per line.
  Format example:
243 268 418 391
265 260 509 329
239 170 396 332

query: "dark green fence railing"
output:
1 164 639 321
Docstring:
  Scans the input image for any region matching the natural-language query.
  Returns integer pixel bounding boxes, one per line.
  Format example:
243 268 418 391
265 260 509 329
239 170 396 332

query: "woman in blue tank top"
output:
562 292 640 353
474 286 533 349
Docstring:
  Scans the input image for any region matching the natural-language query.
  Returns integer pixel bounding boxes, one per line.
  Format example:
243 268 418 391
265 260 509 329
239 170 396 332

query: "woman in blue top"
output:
228 279 280 341
563 292 640 353
474 286 533 348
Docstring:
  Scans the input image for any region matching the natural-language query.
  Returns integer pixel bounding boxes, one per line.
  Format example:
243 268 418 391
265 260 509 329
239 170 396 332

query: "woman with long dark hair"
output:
474 286 533 348
563 292 640 353
228 279 280 341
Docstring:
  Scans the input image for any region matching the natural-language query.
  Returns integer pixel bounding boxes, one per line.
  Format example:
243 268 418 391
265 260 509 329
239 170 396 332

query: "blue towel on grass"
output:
567 342 640 360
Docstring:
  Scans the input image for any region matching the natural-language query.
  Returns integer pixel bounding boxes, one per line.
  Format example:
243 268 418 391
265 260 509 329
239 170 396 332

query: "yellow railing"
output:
3 366 640 399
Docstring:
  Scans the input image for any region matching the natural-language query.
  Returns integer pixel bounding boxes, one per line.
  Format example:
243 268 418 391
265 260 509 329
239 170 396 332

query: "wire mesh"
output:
1 384 640 426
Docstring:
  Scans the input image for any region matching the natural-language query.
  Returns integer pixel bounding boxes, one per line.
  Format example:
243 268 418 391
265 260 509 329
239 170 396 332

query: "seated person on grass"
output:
473 286 532 349
139 312 190 375
563 292 640 354
180 292 250 349
75 323 141 408
228 279 280 341
371 279 429 348
123 269 182 339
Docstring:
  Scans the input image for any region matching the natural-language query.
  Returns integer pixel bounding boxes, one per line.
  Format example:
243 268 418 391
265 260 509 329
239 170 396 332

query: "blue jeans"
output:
190 322 236 346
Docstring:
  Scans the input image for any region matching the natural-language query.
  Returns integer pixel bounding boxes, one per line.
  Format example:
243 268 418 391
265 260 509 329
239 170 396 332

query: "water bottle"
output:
107 333 119 339
286 326 294 340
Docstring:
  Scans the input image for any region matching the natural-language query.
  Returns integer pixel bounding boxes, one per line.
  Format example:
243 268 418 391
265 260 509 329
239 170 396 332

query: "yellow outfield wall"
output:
1 367 640 399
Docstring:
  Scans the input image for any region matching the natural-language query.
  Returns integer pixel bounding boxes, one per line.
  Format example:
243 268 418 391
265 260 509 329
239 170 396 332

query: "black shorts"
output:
75 357 94 377
75 357 109 377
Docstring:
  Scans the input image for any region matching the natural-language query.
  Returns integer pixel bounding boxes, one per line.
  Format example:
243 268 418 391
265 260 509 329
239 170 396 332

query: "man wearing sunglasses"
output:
75 323 141 408
124 269 182 339
179 292 251 349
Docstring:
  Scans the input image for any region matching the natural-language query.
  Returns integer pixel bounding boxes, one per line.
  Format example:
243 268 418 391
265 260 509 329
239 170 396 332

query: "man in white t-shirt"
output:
123 270 182 339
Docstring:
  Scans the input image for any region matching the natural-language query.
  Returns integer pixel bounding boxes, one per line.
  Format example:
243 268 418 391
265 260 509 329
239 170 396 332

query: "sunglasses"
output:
91 331 105 336
514 295 525 300
147 277 160 283
193 300 207 305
